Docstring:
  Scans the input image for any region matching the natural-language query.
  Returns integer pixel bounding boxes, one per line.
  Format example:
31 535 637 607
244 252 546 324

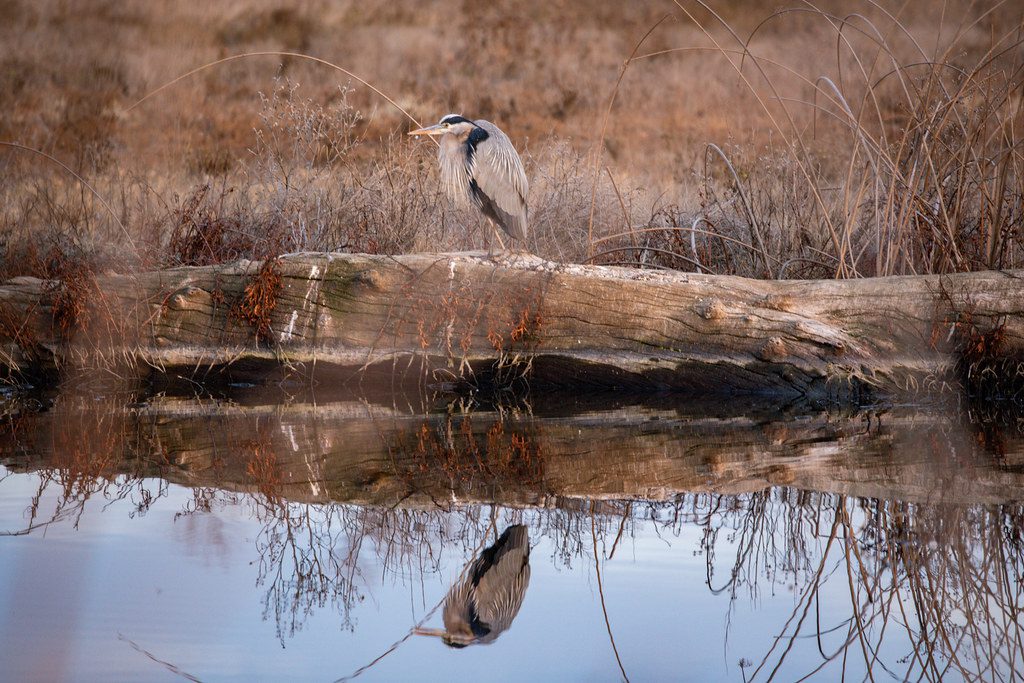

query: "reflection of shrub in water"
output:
678 490 1024 682
238 436 359 638
0 396 169 533
401 416 546 495
249 500 367 642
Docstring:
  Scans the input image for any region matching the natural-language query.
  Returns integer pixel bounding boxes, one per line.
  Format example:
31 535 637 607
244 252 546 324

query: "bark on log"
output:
0 252 1022 397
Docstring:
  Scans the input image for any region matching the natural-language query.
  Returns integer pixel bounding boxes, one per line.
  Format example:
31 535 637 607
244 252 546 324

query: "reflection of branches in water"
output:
0 396 170 535
591 507 630 683
231 436 364 641
388 414 545 500
118 633 203 683
251 499 366 641
536 501 614 569
879 502 1024 682
689 490 821 602
660 491 1024 683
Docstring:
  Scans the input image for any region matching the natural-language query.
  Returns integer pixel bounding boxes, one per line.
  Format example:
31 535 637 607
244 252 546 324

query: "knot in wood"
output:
355 269 384 291
762 294 794 312
758 336 787 361
695 297 725 320
168 286 208 310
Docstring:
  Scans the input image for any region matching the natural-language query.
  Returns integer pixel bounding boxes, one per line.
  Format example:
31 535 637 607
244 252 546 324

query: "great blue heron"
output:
415 524 531 647
408 115 528 250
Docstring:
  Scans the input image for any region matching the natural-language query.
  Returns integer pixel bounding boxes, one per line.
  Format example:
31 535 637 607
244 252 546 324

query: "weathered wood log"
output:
0 252 1022 397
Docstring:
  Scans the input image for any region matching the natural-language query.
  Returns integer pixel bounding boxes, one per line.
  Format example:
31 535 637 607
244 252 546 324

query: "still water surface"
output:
1 389 1022 682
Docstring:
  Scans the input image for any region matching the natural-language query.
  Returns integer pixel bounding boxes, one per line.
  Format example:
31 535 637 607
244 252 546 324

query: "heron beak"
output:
413 627 447 637
408 124 444 137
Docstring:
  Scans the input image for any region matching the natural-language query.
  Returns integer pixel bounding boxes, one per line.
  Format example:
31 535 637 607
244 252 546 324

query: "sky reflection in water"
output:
0 392 1022 682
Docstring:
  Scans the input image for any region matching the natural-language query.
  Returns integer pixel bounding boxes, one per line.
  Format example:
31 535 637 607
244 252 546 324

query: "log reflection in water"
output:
1 392 1023 679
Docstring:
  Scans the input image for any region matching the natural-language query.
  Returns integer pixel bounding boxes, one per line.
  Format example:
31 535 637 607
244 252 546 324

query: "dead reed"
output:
592 1 1024 278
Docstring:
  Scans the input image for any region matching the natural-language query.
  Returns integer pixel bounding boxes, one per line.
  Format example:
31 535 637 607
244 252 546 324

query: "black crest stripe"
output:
440 114 473 125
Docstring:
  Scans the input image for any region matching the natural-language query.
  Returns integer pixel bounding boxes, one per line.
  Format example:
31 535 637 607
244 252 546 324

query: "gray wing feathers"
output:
473 525 530 637
471 120 529 241
474 559 530 639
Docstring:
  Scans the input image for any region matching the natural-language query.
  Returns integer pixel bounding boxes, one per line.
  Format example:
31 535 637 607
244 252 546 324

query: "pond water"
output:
1 387 1022 682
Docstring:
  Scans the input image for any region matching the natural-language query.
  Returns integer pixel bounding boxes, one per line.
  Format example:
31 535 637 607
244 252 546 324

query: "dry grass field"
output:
0 0 1021 280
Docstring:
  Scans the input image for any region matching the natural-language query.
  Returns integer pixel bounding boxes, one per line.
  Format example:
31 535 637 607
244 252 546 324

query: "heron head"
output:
442 634 475 649
408 114 476 139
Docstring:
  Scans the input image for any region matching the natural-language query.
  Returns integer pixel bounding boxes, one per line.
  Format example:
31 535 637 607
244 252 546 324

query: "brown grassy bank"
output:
0 0 1021 282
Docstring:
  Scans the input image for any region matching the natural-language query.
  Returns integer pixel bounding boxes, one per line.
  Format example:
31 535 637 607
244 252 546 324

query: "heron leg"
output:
490 222 508 253
483 220 508 259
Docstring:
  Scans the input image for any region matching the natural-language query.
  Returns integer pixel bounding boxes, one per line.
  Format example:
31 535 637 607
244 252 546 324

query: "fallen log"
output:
0 252 1022 397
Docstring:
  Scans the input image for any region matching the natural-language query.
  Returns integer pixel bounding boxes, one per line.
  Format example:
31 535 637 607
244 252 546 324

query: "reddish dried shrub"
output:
232 258 283 343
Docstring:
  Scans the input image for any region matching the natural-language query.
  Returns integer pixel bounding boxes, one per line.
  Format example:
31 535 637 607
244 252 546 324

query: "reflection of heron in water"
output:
416 524 531 647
